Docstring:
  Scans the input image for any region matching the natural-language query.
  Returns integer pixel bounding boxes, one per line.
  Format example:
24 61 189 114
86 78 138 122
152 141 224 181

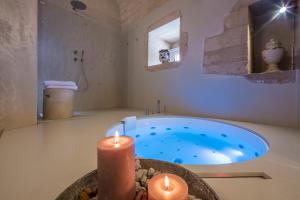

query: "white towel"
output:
43 81 77 87
122 116 137 132
44 85 78 91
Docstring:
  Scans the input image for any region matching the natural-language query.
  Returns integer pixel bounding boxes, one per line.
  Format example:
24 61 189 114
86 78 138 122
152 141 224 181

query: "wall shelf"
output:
248 0 297 74
244 70 296 84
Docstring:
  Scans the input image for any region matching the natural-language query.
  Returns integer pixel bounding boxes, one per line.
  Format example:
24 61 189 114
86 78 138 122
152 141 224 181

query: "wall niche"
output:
203 0 298 84
249 0 297 73
145 10 188 72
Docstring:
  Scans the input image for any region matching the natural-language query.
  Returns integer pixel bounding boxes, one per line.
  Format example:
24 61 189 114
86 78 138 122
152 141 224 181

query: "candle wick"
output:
164 176 170 191
114 131 120 148
165 185 169 191
114 140 120 148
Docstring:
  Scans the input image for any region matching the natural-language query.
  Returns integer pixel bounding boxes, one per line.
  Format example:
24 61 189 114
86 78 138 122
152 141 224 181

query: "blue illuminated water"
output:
107 117 269 165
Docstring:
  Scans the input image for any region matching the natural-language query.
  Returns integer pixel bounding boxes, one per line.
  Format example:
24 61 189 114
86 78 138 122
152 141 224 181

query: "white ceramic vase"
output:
262 48 284 72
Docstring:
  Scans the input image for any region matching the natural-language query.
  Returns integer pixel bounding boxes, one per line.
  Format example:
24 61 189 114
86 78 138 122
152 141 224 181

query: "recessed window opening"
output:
148 17 181 67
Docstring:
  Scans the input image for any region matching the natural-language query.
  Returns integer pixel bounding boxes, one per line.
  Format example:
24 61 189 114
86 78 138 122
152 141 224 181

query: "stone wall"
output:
203 0 254 75
0 0 37 130
116 0 171 31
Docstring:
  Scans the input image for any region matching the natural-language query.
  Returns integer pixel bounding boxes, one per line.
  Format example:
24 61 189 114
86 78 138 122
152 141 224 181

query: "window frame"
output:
145 10 187 72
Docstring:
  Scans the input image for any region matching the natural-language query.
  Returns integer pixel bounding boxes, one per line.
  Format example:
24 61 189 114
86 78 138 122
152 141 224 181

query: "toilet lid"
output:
44 85 78 91
43 81 78 90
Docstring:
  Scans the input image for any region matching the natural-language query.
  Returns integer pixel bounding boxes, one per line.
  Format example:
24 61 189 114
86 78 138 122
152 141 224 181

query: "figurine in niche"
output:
159 49 170 63
262 38 284 73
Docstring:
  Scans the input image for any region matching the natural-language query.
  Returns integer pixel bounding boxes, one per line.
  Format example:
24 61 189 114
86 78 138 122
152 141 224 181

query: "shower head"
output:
71 0 87 11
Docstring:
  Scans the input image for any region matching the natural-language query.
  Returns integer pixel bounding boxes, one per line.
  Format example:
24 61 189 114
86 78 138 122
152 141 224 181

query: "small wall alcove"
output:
249 0 297 73
145 11 188 72
203 0 298 84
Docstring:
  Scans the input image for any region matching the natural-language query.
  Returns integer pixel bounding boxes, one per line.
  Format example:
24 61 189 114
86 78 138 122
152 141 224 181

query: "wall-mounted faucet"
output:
120 120 125 135
157 99 161 114
145 108 148 116
145 99 163 116
145 108 152 116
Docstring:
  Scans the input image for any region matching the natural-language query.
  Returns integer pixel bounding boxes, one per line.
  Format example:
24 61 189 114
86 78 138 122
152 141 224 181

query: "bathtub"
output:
106 116 269 165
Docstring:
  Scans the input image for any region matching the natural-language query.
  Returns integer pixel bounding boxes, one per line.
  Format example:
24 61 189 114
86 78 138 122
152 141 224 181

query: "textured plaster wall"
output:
116 0 171 31
124 0 300 127
297 1 300 127
38 0 123 113
0 0 37 130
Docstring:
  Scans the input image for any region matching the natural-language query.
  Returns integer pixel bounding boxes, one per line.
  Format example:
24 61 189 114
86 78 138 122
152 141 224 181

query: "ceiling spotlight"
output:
279 6 287 13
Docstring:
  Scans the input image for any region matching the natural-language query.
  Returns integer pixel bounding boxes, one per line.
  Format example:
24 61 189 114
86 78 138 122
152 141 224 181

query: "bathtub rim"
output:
105 114 270 166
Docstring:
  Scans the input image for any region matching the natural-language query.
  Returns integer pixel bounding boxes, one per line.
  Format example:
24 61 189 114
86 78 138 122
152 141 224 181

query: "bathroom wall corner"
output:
296 0 300 128
0 0 38 130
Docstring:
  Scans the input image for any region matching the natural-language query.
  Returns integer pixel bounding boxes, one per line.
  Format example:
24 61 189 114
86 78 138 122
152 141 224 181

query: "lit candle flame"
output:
164 176 170 191
114 131 120 148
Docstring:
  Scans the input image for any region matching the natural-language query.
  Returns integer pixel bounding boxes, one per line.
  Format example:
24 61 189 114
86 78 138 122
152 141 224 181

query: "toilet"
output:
43 81 78 120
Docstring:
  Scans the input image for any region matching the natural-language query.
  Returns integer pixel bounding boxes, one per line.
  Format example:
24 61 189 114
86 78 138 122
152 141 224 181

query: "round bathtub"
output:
106 116 269 165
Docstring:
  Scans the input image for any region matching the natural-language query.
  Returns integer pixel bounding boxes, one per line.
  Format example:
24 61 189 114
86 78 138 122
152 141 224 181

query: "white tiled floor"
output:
0 109 300 200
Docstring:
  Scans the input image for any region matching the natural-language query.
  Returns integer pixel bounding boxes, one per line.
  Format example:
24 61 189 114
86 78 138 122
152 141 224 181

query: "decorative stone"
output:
153 171 161 176
144 179 149 188
136 169 148 182
147 167 155 177
141 187 146 191
140 174 148 186
136 182 143 192
82 187 92 196
79 191 89 200
135 190 148 200
135 159 142 170
136 183 146 192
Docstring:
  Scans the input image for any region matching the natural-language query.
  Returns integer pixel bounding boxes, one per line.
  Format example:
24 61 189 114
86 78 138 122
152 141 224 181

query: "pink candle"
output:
148 173 188 200
97 132 135 200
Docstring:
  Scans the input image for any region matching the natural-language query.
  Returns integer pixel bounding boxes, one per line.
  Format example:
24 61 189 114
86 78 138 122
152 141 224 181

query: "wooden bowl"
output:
56 159 220 200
